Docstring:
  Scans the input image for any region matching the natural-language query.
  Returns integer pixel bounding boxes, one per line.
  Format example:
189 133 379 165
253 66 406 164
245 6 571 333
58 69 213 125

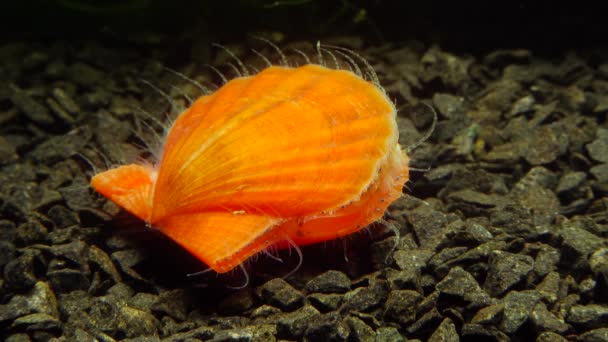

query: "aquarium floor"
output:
0 37 607 342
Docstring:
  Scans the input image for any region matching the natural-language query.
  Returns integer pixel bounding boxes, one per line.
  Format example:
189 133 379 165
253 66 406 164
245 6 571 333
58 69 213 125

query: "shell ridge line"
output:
151 78 258 220
154 66 336 218
165 80 380 215
153 66 320 211
320 84 400 213
175 65 326 172
172 65 396 218
152 79 247 199
175 70 333 199
197 66 375 180
147 93 218 217
202 78 396 218
192 135 389 195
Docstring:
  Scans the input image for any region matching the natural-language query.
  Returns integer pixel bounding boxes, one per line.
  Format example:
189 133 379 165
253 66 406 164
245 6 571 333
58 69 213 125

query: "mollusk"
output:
91 63 409 273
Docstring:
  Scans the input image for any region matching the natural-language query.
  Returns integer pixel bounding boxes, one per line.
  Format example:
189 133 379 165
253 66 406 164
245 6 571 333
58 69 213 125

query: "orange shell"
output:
91 64 409 273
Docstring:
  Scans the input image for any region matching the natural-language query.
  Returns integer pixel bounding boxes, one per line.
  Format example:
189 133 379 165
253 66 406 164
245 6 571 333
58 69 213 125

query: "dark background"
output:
1 0 606 53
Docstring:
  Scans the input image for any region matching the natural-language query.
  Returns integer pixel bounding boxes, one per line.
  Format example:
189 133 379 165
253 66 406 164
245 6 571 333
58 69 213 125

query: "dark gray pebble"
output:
530 302 569 334
3 251 40 291
129 293 158 313
385 266 421 291
51 88 80 115
259 278 304 311
163 326 215 342
340 280 388 313
383 289 422 324
406 307 442 336
209 328 254 342
303 311 349 341
10 312 62 333
46 205 80 228
462 323 510 341
344 315 375 342
484 250 534 297
88 245 122 284
537 331 569 342
88 295 158 338
218 288 255 315
47 268 90 293
436 267 491 309
447 221 493 246
151 289 189 321
432 93 465 119
9 84 54 125
428 317 458 342
578 328 608 342
0 240 16 269
305 270 351 294
428 247 468 278
0 135 18 165
536 271 561 304
0 281 58 322
586 128 608 163
393 248 432 273
307 293 343 312
111 249 149 284
276 304 320 339
500 290 540 334
559 221 603 271
15 220 49 246
557 171 587 194
67 63 104 88
5 333 32 342
567 304 608 330
375 326 404 342
406 205 449 248
471 304 504 325
590 163 608 183
28 126 92 165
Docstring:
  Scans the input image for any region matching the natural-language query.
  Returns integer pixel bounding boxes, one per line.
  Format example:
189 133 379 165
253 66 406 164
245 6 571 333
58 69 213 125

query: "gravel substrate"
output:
0 37 607 341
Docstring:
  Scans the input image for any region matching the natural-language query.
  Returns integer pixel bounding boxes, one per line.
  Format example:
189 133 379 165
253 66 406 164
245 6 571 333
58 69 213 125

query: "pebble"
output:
3 251 40 291
10 312 62 333
28 126 92 165
537 331 568 342
303 312 349 341
218 288 255 315
383 290 422 324
500 290 540 334
51 88 81 115
9 84 54 125
559 221 603 270
471 304 503 325
586 128 608 163
428 318 458 342
432 93 465 119
275 305 320 339
567 304 608 329
0 281 58 322
436 267 491 309
0 135 18 165
406 205 449 248
151 289 189 321
484 250 534 297
259 278 304 311
578 328 608 342
530 302 569 334
557 171 587 194
305 270 351 294
307 293 343 312
345 315 377 341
